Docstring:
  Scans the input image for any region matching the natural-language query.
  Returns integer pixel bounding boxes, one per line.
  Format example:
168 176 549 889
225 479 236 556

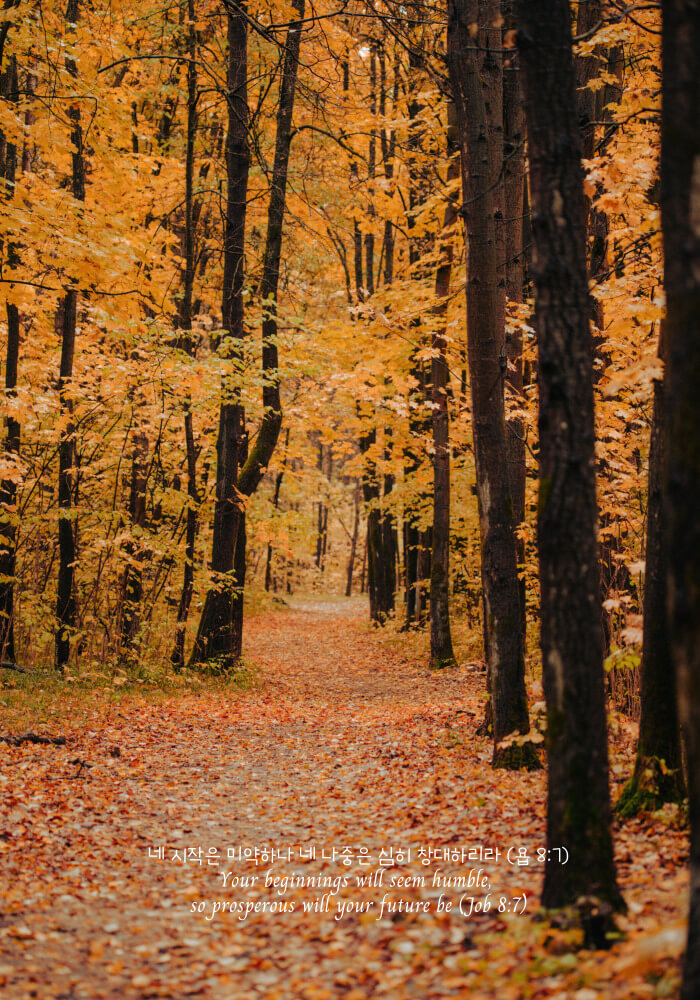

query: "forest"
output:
0 0 699 998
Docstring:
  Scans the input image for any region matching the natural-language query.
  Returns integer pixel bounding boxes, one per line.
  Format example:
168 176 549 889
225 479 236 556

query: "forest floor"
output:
0 598 689 999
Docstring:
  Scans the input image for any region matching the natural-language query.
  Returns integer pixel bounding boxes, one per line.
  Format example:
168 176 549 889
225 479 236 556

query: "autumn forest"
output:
1 0 699 998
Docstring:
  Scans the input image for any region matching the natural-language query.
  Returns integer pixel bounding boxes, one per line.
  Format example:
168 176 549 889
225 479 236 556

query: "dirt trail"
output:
0 601 688 999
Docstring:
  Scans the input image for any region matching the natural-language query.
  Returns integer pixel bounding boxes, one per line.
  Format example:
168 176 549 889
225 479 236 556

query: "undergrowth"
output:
0 655 259 737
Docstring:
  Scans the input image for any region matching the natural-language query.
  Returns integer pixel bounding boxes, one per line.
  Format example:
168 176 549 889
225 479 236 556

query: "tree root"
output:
493 738 543 771
616 755 686 818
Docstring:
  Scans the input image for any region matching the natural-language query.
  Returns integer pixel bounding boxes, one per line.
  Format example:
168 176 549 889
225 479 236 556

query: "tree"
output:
191 0 304 668
516 0 623 915
502 0 527 641
56 0 86 672
189 2 250 669
346 35 398 625
120 421 149 649
574 0 630 653
660 1 700 995
617 325 685 816
0 48 20 665
172 0 202 670
447 0 533 766
428 104 458 668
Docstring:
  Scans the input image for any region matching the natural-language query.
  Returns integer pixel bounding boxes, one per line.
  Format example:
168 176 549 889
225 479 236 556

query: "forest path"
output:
0 600 688 999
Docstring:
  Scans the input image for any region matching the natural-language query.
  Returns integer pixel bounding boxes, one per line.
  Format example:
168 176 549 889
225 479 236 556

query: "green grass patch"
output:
0 657 259 737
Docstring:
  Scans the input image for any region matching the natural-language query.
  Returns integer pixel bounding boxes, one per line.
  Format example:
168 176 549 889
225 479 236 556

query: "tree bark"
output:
191 0 302 667
56 0 85 672
448 0 532 767
517 0 623 914
345 484 360 597
503 1 527 640
617 325 684 815
364 45 376 299
120 427 149 648
403 38 432 628
264 429 288 593
429 104 459 668
172 406 199 667
574 0 625 655
190 4 250 669
360 427 396 621
171 0 200 670
315 442 326 570
660 2 700 995
236 0 303 499
0 53 20 664
353 39 397 623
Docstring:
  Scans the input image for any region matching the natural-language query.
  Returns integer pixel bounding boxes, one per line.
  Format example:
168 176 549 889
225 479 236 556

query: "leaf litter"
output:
0 601 687 999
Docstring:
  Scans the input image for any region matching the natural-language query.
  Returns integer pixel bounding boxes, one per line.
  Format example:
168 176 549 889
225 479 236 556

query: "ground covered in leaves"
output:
0 599 688 999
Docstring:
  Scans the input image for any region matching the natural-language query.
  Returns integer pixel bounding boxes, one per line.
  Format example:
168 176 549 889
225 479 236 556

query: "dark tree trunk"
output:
360 533 367 594
0 54 20 664
170 0 199 671
360 429 395 622
574 1 628 655
403 42 432 629
618 326 684 815
237 0 303 499
264 429 288 593
517 0 623 913
190 401 246 668
503 0 527 640
353 219 363 302
404 520 419 623
191 0 302 668
177 0 197 348
660 3 700 995
364 45 376 299
315 442 326 569
345 484 360 597
352 40 397 623
190 5 249 669
448 0 532 767
404 360 431 628
379 45 397 289
121 428 149 648
172 407 199 667
429 105 458 668
56 0 85 672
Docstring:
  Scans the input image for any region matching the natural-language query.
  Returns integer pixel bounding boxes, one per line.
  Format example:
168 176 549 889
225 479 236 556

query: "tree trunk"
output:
236 0 303 500
574 1 628 655
264 429 288 593
660 3 700 995
315 442 326 569
172 406 199 667
447 0 533 767
0 54 20 664
192 0 302 667
364 45 376 299
120 427 149 648
190 4 249 669
360 428 395 621
429 104 458 668
617 325 684 815
345 484 360 597
404 41 432 629
517 0 623 915
56 0 85 672
360 532 367 595
170 0 199 671
503 1 527 640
